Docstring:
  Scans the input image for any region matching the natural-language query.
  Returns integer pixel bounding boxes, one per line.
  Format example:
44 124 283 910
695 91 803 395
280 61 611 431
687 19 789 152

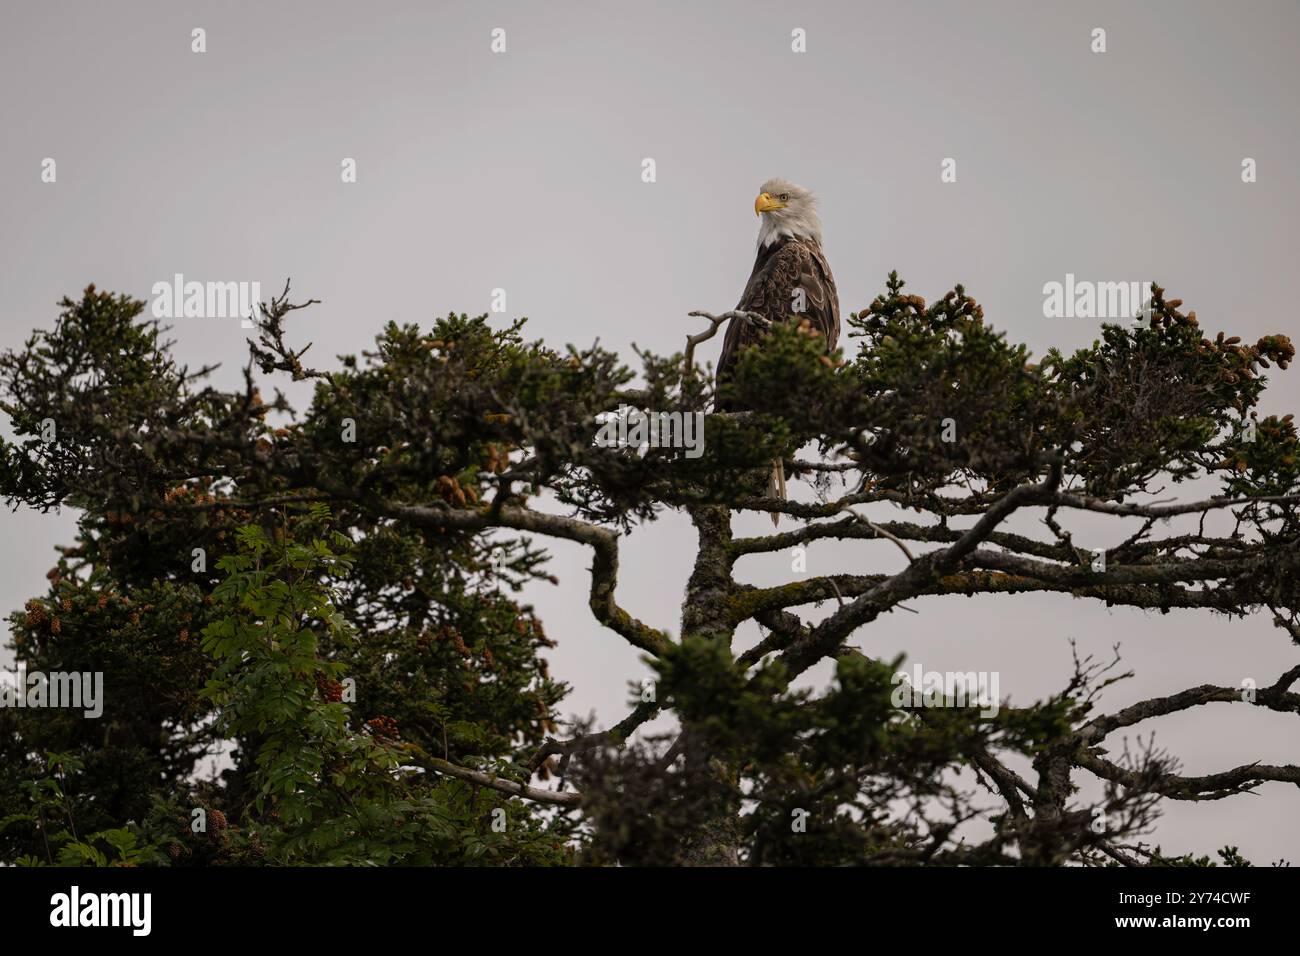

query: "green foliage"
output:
0 294 576 866
573 637 1080 865
1 277 1296 867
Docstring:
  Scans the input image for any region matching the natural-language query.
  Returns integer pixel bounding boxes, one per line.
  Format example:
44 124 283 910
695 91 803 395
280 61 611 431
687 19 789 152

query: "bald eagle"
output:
715 178 840 523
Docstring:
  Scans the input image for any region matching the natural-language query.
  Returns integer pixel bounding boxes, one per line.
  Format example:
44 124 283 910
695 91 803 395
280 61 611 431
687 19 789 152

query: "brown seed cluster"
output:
1218 414 1298 473
165 484 222 506
315 672 343 702
483 443 510 474
434 474 478 506
24 599 46 627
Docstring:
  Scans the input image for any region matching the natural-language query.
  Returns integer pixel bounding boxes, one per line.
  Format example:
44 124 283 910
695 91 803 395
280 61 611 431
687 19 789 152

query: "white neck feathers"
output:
757 209 822 249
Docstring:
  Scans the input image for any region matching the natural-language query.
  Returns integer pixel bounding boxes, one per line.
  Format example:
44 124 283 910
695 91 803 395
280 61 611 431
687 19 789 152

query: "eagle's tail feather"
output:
768 457 786 527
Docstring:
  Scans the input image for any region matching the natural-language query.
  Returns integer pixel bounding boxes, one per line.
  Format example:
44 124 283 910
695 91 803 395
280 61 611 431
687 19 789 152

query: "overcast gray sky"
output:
2 0 1298 862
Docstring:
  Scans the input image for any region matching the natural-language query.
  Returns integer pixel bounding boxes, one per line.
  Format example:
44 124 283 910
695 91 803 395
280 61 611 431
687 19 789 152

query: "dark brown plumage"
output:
715 234 839 410
714 179 839 523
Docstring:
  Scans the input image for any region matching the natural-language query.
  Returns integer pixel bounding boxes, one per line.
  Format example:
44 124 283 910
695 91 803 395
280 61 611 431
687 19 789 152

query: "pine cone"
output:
366 716 399 740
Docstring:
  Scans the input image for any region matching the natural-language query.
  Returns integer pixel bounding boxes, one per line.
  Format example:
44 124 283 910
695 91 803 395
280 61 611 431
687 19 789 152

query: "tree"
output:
2 275 1297 866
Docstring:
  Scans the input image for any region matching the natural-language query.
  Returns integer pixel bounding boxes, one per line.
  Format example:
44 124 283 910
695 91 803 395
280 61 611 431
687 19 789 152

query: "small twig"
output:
840 504 916 563
408 747 581 807
247 278 326 382
684 309 767 373
827 577 846 608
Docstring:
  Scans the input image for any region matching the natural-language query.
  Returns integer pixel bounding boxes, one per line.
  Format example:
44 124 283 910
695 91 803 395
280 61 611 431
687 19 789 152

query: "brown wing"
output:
715 237 840 410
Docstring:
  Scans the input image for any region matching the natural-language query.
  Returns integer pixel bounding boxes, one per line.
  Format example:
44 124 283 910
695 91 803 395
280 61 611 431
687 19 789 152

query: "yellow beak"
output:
755 192 786 215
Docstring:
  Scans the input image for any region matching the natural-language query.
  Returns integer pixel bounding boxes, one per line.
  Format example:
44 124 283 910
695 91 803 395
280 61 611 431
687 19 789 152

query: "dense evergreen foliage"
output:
2 278 1296 865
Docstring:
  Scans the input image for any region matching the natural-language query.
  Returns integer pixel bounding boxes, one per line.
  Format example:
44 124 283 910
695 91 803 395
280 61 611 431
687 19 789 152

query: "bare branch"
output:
380 499 672 657
684 309 767 374
405 746 581 807
841 504 916 562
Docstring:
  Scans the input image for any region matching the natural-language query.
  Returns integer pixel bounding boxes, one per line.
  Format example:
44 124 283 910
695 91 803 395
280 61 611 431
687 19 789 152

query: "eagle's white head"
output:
754 178 822 248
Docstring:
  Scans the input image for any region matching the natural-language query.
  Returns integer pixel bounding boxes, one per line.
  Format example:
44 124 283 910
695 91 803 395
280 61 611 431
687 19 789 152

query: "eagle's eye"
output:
779 193 789 202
